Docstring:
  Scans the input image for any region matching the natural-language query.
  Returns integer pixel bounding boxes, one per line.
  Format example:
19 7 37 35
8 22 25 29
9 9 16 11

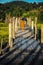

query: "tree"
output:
38 10 43 23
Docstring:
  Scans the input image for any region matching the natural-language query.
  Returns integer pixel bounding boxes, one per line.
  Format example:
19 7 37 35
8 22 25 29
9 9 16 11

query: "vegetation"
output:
0 23 9 46
0 1 43 22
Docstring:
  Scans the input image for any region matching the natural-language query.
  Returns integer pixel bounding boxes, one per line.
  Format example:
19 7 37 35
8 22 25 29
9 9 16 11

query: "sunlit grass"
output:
0 23 9 45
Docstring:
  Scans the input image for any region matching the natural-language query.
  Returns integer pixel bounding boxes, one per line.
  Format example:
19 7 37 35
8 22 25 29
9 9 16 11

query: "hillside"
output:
0 1 43 22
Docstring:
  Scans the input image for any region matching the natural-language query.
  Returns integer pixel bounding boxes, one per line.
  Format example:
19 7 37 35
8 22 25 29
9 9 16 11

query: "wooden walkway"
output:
0 26 43 65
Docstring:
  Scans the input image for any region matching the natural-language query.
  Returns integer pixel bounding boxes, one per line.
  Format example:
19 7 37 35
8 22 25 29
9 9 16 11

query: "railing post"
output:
35 17 37 40
32 21 34 33
29 17 31 28
12 17 15 39
15 18 18 32
0 39 3 54
18 17 20 29
41 24 43 44
9 18 13 48
27 17 29 26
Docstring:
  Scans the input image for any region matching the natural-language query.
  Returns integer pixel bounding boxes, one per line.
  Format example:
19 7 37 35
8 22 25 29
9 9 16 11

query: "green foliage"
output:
38 10 43 23
22 12 27 17
0 1 43 22
37 23 41 29
0 23 9 45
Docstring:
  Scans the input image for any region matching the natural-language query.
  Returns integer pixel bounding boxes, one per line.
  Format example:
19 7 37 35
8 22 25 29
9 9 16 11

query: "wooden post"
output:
9 18 13 48
27 17 29 26
12 17 15 39
32 21 34 33
29 17 31 28
27 17 31 27
15 18 18 32
1 38 4 49
18 17 20 29
41 24 43 44
35 17 37 40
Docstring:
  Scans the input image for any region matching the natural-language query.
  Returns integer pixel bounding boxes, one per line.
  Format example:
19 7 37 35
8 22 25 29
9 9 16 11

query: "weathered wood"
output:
31 21 34 32
9 18 13 48
18 17 20 29
29 17 32 27
41 24 43 43
0 39 3 54
27 17 29 26
35 17 37 40
27 17 31 27
15 18 18 32
12 17 15 39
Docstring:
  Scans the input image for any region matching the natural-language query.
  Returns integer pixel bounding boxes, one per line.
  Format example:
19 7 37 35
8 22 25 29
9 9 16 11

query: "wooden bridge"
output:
0 17 43 65
0 25 43 65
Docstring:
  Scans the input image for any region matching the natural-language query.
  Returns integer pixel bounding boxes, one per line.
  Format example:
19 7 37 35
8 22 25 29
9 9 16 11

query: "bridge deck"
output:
0 26 43 65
